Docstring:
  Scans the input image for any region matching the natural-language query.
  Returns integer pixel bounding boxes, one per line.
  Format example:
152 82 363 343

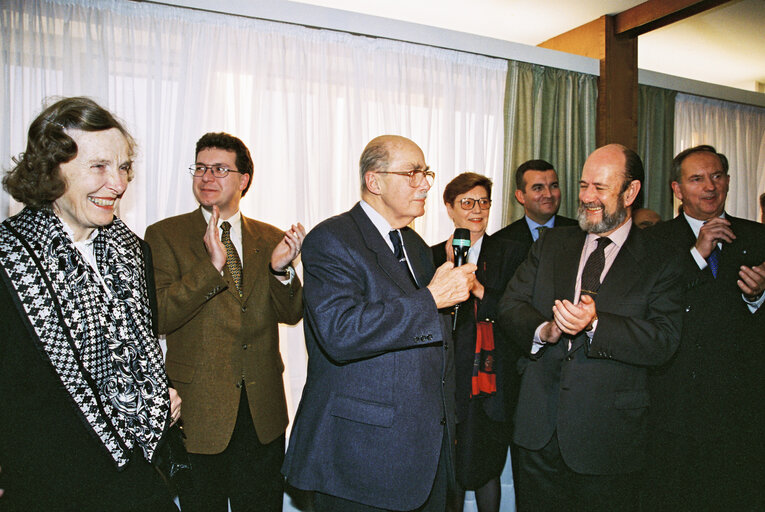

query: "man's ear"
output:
239 172 250 192
365 172 382 195
623 180 641 208
514 189 526 206
670 181 683 202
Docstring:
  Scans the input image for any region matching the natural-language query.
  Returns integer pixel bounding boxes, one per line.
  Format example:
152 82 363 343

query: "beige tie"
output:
221 221 242 295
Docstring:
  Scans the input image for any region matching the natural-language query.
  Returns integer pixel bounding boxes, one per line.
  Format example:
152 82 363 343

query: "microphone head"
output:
452 228 471 249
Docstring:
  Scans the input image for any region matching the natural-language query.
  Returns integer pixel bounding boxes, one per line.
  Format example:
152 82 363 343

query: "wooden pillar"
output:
598 16 638 149
538 1 730 150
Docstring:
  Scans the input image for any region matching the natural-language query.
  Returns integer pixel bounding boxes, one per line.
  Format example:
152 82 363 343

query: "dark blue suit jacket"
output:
282 203 455 510
498 225 684 475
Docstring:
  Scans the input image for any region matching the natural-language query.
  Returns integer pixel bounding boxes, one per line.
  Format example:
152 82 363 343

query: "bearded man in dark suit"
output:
644 145 765 512
497 144 683 512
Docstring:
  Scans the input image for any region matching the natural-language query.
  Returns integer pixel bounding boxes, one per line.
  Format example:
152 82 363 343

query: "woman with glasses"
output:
432 173 526 512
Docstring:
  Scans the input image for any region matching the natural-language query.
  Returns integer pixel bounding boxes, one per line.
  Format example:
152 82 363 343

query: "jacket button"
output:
235 382 242 388
242 344 248 350
427 334 433 340
685 306 691 312
440 417 446 425
241 305 247 312
565 356 573 361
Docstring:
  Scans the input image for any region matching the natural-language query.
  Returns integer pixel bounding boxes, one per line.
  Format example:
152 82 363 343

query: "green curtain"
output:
502 61 597 226
637 85 677 220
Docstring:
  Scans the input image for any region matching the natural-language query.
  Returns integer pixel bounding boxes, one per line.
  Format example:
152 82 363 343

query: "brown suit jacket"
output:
145 209 303 454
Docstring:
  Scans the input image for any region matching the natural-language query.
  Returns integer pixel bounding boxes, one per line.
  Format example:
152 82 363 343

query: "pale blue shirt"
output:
525 215 556 242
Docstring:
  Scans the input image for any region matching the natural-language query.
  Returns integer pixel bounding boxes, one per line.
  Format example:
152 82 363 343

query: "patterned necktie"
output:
580 236 612 297
535 226 547 240
389 230 418 288
707 245 721 278
221 221 242 295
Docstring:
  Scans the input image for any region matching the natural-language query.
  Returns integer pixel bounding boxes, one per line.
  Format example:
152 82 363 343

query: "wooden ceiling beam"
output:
615 0 731 37
537 0 733 148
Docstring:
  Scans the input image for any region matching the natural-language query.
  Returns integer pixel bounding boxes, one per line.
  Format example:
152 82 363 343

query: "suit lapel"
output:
555 229 586 355
350 203 419 293
555 229 586 303
596 226 646 306
401 226 433 288
190 209 212 262
240 216 267 302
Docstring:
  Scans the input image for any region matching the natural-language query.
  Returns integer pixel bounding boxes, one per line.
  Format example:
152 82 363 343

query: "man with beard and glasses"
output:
496 144 683 512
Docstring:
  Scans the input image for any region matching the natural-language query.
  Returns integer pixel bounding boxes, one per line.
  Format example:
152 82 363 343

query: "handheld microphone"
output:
451 228 471 330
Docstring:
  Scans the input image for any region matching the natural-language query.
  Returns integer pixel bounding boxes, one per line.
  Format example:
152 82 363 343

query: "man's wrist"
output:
269 262 290 276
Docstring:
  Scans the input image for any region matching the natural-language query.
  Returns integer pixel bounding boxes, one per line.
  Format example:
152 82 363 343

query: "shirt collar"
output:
360 200 398 250
200 207 242 230
468 235 484 264
59 219 99 246
525 215 555 241
683 211 726 238
585 218 632 249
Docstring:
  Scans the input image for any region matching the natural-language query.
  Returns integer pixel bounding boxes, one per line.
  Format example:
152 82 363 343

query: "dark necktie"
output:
535 226 547 240
221 221 243 295
389 230 418 288
580 236 612 297
707 245 721 278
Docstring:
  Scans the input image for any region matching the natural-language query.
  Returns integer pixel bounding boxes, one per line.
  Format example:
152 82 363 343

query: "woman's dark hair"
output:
443 172 493 205
3 96 135 207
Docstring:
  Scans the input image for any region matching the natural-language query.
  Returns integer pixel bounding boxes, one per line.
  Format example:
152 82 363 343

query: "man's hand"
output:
270 223 306 280
169 387 182 426
553 294 597 335
427 261 477 309
540 320 563 344
695 217 735 259
203 205 226 272
738 261 765 300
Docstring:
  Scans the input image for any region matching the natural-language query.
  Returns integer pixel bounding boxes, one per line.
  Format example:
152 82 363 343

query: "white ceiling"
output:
291 0 765 92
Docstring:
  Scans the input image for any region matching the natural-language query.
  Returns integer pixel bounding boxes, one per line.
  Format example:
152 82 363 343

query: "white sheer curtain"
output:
2 3 510 508
674 93 765 221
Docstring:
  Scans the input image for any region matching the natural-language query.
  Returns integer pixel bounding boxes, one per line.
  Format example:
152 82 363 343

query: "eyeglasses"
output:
189 165 242 178
375 169 435 187
458 198 492 210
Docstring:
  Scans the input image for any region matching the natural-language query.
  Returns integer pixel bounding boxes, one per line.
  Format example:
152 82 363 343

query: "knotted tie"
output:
707 245 721 278
221 221 242 295
389 230 418 288
580 236 612 297
535 226 547 240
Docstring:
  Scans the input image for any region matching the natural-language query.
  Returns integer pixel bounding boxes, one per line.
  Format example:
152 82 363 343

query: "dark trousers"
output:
516 433 638 512
641 430 765 512
313 430 450 512
178 384 285 512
